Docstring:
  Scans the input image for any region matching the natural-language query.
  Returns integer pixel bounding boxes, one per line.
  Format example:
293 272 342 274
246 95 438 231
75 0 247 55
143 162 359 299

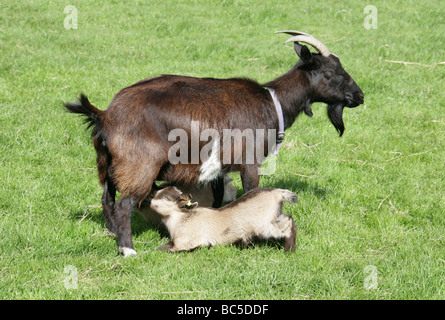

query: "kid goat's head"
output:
276 30 364 136
150 187 198 215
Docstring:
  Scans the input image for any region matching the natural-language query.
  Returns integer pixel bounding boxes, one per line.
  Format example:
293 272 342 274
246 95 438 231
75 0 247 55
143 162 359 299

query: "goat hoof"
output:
119 247 137 257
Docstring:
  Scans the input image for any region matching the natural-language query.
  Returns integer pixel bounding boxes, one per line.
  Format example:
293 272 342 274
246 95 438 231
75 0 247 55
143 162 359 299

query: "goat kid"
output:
65 31 363 256
149 187 298 252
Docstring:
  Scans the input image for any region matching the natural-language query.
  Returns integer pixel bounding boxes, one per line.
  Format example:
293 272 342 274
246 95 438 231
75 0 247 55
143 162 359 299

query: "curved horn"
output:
274 30 312 37
275 31 331 57
285 35 330 57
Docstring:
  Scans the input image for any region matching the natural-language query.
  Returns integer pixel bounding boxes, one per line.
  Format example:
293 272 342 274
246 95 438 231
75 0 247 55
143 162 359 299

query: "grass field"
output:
0 0 444 299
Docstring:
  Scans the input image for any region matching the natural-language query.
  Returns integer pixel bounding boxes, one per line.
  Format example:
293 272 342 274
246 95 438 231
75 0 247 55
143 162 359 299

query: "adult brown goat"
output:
65 31 364 257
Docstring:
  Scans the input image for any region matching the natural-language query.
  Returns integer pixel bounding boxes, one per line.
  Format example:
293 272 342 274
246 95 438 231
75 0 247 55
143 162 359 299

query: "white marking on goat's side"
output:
198 140 221 184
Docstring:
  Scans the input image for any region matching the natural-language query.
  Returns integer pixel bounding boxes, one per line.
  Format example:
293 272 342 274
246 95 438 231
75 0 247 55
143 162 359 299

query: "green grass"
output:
0 0 444 299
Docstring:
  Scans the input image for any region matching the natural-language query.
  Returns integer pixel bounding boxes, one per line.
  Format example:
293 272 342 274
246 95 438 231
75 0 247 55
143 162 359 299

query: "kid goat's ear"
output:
177 193 198 209
186 202 198 209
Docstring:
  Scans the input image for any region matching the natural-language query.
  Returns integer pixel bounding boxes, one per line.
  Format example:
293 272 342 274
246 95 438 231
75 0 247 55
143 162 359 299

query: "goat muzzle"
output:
345 88 364 108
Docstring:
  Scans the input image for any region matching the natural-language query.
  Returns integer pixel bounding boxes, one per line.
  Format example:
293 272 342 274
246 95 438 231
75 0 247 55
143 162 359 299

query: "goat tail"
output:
64 93 104 135
65 94 109 186
280 189 298 204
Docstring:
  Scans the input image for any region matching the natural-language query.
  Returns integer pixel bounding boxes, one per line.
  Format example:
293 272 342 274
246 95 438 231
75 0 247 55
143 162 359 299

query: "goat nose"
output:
357 92 364 103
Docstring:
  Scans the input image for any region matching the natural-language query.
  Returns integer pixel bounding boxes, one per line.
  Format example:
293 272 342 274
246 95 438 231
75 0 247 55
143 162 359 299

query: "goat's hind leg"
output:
273 214 297 252
115 196 138 257
111 150 164 257
283 216 297 252
101 178 117 235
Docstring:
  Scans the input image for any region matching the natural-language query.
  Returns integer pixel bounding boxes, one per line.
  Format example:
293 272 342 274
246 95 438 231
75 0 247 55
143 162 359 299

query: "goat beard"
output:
327 103 345 137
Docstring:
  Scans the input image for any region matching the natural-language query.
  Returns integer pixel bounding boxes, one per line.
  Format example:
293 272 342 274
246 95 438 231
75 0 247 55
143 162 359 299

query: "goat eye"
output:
325 71 333 79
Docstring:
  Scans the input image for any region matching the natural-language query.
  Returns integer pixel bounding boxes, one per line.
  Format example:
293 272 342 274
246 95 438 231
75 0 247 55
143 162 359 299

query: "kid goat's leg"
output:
284 216 297 252
158 240 174 251
273 214 297 252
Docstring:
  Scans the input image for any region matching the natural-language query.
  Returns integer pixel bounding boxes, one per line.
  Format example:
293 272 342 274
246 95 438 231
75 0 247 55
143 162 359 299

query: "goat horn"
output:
274 30 313 37
285 35 330 57
275 31 331 57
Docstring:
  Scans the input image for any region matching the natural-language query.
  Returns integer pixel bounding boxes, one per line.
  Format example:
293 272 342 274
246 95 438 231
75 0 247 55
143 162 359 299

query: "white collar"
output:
267 87 285 156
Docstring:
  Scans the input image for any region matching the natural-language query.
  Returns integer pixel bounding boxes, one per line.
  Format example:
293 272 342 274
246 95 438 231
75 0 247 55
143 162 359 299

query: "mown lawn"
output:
0 0 443 299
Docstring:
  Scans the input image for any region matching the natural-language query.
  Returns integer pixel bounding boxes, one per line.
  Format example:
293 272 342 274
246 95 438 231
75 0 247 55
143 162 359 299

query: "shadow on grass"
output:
261 175 333 199
68 205 167 239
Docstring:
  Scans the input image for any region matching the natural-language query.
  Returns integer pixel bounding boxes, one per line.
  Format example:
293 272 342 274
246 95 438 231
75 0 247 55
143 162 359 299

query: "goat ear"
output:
186 202 198 209
294 43 313 64
178 199 198 210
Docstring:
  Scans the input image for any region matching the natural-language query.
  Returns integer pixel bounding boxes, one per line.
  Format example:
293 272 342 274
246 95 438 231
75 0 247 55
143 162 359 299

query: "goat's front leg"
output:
115 196 138 257
211 175 224 208
233 238 250 249
240 164 260 193
158 240 174 251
